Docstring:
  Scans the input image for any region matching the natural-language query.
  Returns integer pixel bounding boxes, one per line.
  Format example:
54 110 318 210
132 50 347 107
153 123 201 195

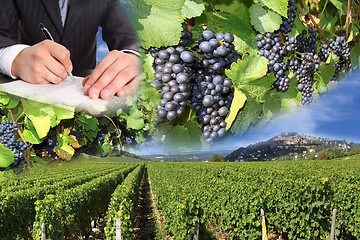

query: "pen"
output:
39 23 76 82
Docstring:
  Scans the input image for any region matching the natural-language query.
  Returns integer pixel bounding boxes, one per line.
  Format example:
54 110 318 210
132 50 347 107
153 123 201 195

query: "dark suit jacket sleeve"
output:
101 0 139 53
0 0 20 48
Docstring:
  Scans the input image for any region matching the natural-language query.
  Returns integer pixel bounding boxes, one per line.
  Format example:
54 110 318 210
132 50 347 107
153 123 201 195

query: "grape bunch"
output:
318 36 350 80
290 28 320 105
153 48 196 121
189 30 239 143
190 73 233 143
43 136 58 158
198 30 241 71
280 0 296 34
289 54 318 105
0 120 29 165
257 33 296 92
148 28 238 143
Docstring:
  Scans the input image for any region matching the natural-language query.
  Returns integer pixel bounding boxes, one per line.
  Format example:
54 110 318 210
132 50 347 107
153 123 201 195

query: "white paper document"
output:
0 76 128 116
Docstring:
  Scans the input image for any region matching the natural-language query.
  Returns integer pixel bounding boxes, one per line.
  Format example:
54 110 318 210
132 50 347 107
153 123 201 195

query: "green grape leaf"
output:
123 0 204 49
77 114 98 132
101 142 113 154
186 120 203 141
226 55 268 86
225 88 247 130
262 73 301 118
301 5 310 15
229 96 262 134
126 107 145 130
314 72 327 94
0 93 20 109
53 105 75 121
23 118 42 144
329 0 347 14
249 3 282 33
350 42 360 70
0 143 15 167
165 120 202 148
0 92 10 106
260 0 288 18
226 55 271 99
181 0 205 18
21 99 55 139
143 54 155 82
211 4 258 52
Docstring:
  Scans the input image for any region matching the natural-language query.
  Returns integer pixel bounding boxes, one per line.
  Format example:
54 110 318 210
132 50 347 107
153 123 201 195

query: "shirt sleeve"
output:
0 44 30 79
120 49 141 57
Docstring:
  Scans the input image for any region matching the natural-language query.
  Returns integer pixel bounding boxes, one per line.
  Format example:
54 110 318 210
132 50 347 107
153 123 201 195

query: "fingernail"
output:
90 88 99 99
118 90 125 97
103 89 110 99
84 84 91 93
67 65 73 73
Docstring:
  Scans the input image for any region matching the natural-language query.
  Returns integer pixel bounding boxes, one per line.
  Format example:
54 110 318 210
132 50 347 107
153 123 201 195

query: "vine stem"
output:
357 3 360 23
346 0 351 38
296 9 338 37
16 112 24 122
7 109 31 171
299 0 328 42
103 114 120 138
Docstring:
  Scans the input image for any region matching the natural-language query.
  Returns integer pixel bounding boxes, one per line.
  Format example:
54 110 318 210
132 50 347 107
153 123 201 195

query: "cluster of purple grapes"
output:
190 30 239 143
148 27 239 143
280 0 296 34
0 120 28 165
148 25 196 122
257 33 296 92
318 36 350 80
151 50 195 121
290 28 320 105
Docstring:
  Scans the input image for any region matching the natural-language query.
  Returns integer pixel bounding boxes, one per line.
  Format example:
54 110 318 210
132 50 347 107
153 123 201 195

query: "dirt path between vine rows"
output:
133 167 156 239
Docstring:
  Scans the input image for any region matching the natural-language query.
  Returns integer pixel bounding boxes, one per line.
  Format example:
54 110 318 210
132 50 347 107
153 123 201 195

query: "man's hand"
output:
11 40 73 84
82 50 140 100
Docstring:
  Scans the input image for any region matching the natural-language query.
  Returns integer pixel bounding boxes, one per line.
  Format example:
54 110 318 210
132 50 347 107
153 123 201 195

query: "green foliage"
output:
0 162 136 239
0 143 15 167
105 164 145 239
148 157 360 239
209 153 225 162
31 165 136 239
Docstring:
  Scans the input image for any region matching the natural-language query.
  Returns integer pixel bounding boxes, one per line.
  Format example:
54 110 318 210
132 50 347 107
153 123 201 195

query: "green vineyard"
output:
148 155 360 240
0 161 144 239
1 155 360 239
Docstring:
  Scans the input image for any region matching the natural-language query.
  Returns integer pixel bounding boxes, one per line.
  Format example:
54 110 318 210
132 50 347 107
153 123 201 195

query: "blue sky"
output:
96 27 109 63
215 70 360 150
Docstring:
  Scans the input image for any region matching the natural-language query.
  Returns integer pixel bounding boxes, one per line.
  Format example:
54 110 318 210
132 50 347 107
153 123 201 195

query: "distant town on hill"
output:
225 132 360 162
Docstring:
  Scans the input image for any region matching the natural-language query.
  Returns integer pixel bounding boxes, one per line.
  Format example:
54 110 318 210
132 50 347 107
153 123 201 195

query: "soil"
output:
133 168 156 240
87 167 156 240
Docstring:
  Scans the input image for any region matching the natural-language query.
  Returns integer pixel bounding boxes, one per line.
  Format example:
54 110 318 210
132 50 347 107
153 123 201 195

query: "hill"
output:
225 133 360 162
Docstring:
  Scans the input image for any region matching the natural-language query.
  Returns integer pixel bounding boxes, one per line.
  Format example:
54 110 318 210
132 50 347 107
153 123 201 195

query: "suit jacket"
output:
0 0 139 76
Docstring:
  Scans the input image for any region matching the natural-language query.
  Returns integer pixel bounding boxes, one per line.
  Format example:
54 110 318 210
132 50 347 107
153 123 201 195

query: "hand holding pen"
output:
10 25 74 84
40 23 75 82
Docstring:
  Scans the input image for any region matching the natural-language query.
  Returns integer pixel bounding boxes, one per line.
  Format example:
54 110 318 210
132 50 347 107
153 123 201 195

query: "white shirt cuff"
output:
120 49 141 57
0 44 30 79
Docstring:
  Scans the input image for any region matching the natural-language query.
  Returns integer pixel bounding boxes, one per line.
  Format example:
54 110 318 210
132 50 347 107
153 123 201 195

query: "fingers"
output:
11 40 73 85
45 40 73 73
83 51 119 94
44 56 69 84
84 50 140 100
116 75 140 97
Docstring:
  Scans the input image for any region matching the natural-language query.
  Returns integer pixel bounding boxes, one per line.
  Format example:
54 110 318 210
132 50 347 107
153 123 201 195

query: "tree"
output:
318 151 325 160
210 154 225 162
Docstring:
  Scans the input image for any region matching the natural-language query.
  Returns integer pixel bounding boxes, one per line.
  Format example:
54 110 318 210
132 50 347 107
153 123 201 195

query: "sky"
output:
215 70 360 150
96 27 360 154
